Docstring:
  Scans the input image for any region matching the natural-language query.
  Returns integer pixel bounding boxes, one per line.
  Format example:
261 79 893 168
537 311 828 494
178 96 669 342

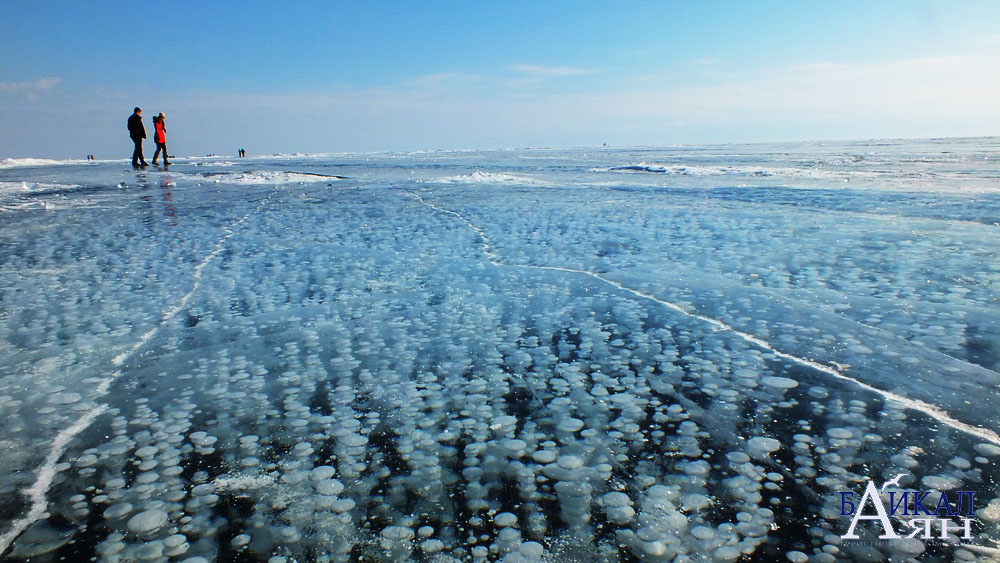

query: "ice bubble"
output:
231 534 251 548
495 512 518 527
761 376 798 389
240 457 260 468
127 508 168 534
341 434 368 447
532 450 556 464
726 452 751 464
636 527 661 542
315 478 345 496
948 457 971 469
714 545 741 561
679 493 711 512
890 453 919 468
978 499 1000 522
421 539 445 553
310 465 336 481
556 418 585 433
503 438 528 454
826 428 853 440
96 536 125 556
191 484 214 496
280 471 308 485
76 454 99 467
600 492 631 507
556 455 584 470
106 478 126 490
331 498 356 513
642 540 667 556
163 533 189 557
382 525 415 551
921 474 960 490
786 551 809 562
554 481 592 497
280 526 300 543
645 484 675 501
807 387 829 399
690 525 714 540
104 502 133 520
417 526 435 538
164 534 188 548
49 392 82 405
493 415 518 429
519 541 544 557
973 443 1000 456
605 506 636 524
747 436 781 455
683 460 710 475
890 538 925 557
136 541 164 560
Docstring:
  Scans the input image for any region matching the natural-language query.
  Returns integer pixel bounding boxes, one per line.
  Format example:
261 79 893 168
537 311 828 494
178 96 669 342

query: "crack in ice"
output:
0 189 279 555
407 190 1000 448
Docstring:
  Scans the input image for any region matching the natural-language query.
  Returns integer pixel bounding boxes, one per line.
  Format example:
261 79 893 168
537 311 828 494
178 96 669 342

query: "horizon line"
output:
2 134 999 165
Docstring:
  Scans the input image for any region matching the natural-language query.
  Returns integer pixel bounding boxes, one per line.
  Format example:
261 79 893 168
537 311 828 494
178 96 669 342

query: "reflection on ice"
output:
1 140 999 561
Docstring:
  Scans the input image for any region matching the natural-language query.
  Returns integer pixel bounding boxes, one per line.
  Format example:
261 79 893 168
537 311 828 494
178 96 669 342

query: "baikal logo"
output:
838 473 978 541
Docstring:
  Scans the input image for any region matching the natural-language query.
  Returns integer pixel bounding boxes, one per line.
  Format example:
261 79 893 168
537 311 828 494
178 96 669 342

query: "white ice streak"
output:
0 406 107 553
406 190 1000 448
193 171 343 185
430 170 552 186
594 160 1000 192
0 158 68 168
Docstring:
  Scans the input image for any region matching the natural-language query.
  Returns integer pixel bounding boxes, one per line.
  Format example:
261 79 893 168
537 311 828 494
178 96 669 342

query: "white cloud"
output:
509 64 596 78
0 77 61 99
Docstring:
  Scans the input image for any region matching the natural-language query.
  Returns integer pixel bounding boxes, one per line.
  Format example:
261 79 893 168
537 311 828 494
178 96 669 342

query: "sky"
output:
2 0 1000 159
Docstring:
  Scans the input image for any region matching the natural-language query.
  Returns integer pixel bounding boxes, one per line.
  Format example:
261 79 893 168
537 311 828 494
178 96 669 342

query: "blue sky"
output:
2 1 999 158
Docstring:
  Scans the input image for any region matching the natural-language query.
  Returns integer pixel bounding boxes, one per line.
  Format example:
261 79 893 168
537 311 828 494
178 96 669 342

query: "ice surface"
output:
0 140 999 561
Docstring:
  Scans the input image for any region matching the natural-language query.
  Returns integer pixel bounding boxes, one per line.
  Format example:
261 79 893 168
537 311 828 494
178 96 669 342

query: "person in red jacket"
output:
152 113 169 166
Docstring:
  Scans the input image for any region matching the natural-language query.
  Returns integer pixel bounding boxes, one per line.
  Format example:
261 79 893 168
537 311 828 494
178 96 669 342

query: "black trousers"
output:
153 142 168 164
131 137 145 165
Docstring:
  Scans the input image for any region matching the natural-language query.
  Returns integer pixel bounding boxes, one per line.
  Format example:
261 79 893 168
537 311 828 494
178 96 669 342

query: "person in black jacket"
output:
127 107 148 167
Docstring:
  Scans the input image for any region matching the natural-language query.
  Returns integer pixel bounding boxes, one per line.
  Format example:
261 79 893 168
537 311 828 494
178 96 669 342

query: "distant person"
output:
127 107 147 167
239 148 245 158
152 112 169 166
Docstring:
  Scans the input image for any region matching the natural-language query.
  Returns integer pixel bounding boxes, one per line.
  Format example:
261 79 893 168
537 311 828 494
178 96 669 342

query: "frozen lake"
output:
1 139 999 561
